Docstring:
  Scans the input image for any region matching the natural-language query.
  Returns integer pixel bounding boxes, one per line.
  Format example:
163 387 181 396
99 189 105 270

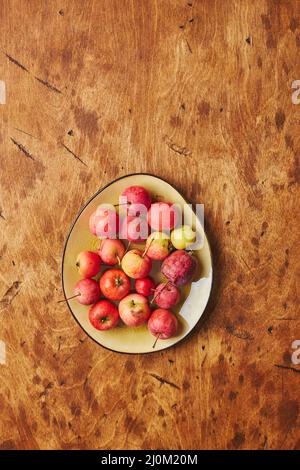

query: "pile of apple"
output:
70 186 198 346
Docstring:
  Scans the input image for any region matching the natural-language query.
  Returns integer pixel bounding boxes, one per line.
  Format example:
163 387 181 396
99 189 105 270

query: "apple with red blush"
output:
148 308 178 340
89 206 119 238
121 186 151 216
119 293 151 327
120 215 149 242
144 231 172 260
147 202 179 232
100 269 130 301
121 249 152 279
76 251 101 278
98 238 125 265
89 300 119 330
135 276 155 296
73 278 101 305
153 282 180 308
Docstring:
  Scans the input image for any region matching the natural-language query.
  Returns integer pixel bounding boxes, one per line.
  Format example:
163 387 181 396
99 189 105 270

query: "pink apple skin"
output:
89 300 119 330
121 249 152 279
135 276 155 296
145 231 171 260
121 186 151 216
120 216 149 242
161 250 197 286
153 282 180 309
73 279 101 305
89 207 119 238
76 251 101 278
98 239 125 265
119 293 151 327
148 309 178 339
147 202 179 232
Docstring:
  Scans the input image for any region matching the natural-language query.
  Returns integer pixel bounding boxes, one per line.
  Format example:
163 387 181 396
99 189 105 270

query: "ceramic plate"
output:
62 174 213 354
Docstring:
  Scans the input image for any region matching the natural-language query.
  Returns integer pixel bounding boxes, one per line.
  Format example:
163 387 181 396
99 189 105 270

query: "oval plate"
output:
62 174 213 354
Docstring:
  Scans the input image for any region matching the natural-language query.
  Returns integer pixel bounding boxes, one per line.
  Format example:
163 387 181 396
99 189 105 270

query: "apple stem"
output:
142 238 153 257
125 241 131 254
152 333 161 349
150 281 171 304
58 293 81 303
116 255 121 266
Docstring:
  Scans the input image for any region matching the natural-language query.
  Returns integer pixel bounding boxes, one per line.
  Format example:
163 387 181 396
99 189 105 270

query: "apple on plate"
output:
120 215 149 242
153 282 180 309
135 276 155 296
118 293 151 327
144 231 172 260
89 206 119 238
171 225 196 250
98 238 125 265
73 278 101 305
121 249 152 279
147 202 179 232
89 300 119 330
76 251 101 278
148 308 178 339
99 269 131 301
161 250 197 286
120 186 151 216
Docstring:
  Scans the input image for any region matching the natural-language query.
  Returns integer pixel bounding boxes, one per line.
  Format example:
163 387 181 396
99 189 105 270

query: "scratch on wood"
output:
274 364 300 374
201 353 207 368
186 39 193 53
163 135 192 156
62 143 87 166
226 324 254 341
35 76 62 94
149 373 181 390
0 281 22 311
5 53 29 72
13 128 37 139
10 137 35 161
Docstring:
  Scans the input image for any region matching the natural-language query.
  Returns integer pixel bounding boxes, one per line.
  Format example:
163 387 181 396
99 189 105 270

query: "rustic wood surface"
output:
0 0 299 450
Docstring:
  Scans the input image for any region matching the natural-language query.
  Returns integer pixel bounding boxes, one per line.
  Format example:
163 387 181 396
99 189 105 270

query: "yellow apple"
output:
171 225 196 250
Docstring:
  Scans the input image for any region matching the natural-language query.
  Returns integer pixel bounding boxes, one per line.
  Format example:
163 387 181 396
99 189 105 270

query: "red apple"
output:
144 231 172 260
148 309 178 339
89 300 119 330
135 276 155 296
89 206 119 238
76 251 101 278
98 238 125 265
99 269 131 301
118 293 151 327
121 186 151 216
147 202 179 232
153 282 180 308
73 278 101 305
161 250 197 286
120 215 149 242
121 249 152 279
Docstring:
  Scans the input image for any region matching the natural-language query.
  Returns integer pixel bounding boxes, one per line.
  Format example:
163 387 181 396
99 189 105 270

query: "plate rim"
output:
61 172 214 355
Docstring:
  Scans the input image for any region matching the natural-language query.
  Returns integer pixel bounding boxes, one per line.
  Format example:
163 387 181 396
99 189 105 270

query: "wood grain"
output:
0 0 300 450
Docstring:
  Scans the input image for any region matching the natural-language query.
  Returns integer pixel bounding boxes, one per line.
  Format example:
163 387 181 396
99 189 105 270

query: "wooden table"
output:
0 0 299 450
